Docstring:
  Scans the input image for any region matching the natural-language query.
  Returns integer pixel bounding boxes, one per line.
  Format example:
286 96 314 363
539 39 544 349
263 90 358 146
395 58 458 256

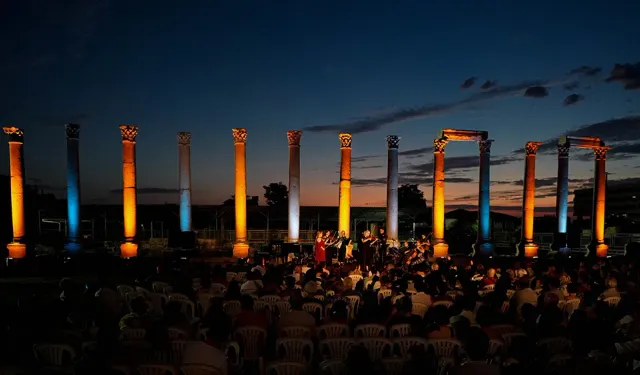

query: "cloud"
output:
480 80 498 90
567 65 602 77
304 79 549 134
524 86 549 98
563 93 584 106
563 82 580 91
352 155 381 163
606 62 640 90
408 155 519 174
447 204 558 214
399 146 434 157
110 187 178 195
357 165 383 170
460 77 477 89
350 175 474 187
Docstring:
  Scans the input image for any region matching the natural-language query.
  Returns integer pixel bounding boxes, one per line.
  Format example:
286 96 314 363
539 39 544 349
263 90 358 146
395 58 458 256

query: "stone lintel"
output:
440 128 488 141
560 135 604 149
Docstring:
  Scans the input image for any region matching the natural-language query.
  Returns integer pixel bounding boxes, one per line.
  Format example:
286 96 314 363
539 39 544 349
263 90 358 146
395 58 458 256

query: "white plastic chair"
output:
412 302 428 317
348 274 363 287
260 295 282 304
121 328 147 340
389 324 411 338
235 326 268 360
147 293 168 316
275 338 314 363
152 281 170 294
377 289 392 303
168 293 190 302
427 339 461 358
357 338 392 362
431 301 453 309
167 327 189 340
265 362 306 375
33 343 77 369
317 324 350 339
354 323 386 338
301 302 323 320
279 326 311 338
381 358 404 375
320 359 346 375
393 337 428 356
117 285 134 298
604 296 621 307
223 300 242 317
344 295 360 318
319 338 355 360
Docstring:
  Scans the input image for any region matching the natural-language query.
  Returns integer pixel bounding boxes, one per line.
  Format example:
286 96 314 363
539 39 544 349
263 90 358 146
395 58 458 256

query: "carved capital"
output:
557 143 570 157
120 125 138 142
593 146 611 161
339 133 352 148
287 130 302 146
177 132 191 145
386 135 400 149
524 141 542 156
3 126 24 143
433 138 448 153
232 128 247 144
478 139 493 154
65 123 80 139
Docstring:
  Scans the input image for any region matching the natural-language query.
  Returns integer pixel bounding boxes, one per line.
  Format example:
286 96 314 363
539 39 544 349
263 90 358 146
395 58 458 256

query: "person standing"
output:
360 230 373 270
314 231 326 265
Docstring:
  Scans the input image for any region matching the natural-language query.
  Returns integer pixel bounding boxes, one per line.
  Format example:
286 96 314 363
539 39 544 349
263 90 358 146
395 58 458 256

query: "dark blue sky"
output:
1 0 639 213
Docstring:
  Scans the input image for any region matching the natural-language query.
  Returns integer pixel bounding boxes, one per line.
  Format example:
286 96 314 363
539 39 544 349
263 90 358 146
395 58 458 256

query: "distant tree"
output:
223 195 235 206
223 195 260 206
398 184 427 209
263 182 288 207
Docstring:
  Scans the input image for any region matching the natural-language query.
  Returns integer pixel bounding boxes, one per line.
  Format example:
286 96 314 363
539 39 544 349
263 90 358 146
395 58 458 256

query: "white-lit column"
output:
338 133 352 237
177 132 193 233
386 135 400 241
232 128 249 258
474 139 494 256
553 142 570 252
287 130 302 243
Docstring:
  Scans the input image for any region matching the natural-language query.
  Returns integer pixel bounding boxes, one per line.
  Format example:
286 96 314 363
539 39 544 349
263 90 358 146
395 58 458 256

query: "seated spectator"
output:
234 295 268 330
161 301 190 331
427 304 453 339
183 326 229 374
119 296 149 330
599 277 621 300
278 293 316 335
449 327 499 375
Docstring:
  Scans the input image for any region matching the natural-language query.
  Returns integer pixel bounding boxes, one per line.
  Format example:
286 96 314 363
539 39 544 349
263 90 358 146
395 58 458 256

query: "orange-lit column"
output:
432 138 449 257
120 125 139 258
232 128 249 258
517 141 541 258
338 133 352 237
3 127 27 259
287 130 302 243
588 146 610 257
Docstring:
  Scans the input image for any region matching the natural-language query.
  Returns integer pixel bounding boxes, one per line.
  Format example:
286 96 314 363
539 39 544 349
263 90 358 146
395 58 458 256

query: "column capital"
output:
478 139 493 154
593 145 611 160
177 132 191 145
3 126 24 143
386 135 400 149
232 128 247 144
65 124 80 139
433 138 448 153
557 142 570 157
287 130 302 146
339 133 352 148
120 125 138 142
524 141 542 156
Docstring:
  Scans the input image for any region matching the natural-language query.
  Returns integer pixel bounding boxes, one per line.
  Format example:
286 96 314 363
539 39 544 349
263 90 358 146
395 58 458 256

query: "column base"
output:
432 242 449 258
472 242 494 257
516 241 539 258
586 242 609 258
120 242 138 258
6 242 27 259
233 243 250 259
64 242 82 254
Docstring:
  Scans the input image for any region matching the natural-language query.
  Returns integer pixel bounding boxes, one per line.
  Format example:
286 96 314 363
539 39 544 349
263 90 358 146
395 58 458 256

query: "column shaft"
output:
553 143 570 251
518 141 541 257
338 133 352 237
232 128 249 258
287 130 302 243
475 140 494 255
65 124 81 251
589 146 610 257
3 127 26 259
386 136 400 241
120 125 139 258
178 132 192 232
432 138 448 257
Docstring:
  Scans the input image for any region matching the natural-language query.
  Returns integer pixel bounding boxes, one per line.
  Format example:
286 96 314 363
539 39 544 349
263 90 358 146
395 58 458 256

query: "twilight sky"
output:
1 0 639 216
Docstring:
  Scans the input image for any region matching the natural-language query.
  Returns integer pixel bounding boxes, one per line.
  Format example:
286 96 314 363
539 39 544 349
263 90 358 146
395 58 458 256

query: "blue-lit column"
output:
287 130 302 243
474 139 494 256
65 124 82 253
552 142 570 252
386 135 400 241
177 132 193 233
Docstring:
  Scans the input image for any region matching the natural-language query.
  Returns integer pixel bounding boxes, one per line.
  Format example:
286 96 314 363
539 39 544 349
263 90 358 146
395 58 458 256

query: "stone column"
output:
232 128 249 258
386 135 400 241
432 138 449 257
120 125 139 258
588 146 610 257
65 124 82 253
177 132 193 233
3 127 27 259
338 133 352 237
474 139 494 256
287 130 302 243
553 142 570 252
517 141 541 258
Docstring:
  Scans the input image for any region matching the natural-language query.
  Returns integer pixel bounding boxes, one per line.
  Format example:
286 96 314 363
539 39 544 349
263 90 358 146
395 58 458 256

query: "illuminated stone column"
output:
475 139 494 256
3 127 27 259
431 138 449 257
177 132 193 233
338 133 352 237
386 135 400 241
552 142 570 252
65 124 82 253
232 128 249 258
517 141 541 258
120 125 139 258
287 130 302 243
588 146 610 257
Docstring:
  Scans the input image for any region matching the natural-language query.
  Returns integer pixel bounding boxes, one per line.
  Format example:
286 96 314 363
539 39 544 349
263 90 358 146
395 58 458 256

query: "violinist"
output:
359 230 375 269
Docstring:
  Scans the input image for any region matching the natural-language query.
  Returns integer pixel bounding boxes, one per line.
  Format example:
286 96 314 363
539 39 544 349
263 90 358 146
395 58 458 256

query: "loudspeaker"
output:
179 231 197 249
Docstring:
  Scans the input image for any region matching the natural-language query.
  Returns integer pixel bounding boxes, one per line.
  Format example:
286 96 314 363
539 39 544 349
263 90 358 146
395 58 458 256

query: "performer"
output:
335 230 351 263
315 231 326 264
325 230 340 264
359 230 374 269
375 228 388 267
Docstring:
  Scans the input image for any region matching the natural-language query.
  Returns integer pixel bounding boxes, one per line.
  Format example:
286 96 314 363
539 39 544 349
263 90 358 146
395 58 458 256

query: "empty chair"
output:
279 326 311 339
234 326 268 361
393 337 428 357
427 339 461 358
33 343 77 373
319 338 355 360
275 338 314 363
152 282 170 294
354 324 386 338
301 302 323 321
389 323 411 338
260 295 282 304
357 338 392 362
317 324 349 339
